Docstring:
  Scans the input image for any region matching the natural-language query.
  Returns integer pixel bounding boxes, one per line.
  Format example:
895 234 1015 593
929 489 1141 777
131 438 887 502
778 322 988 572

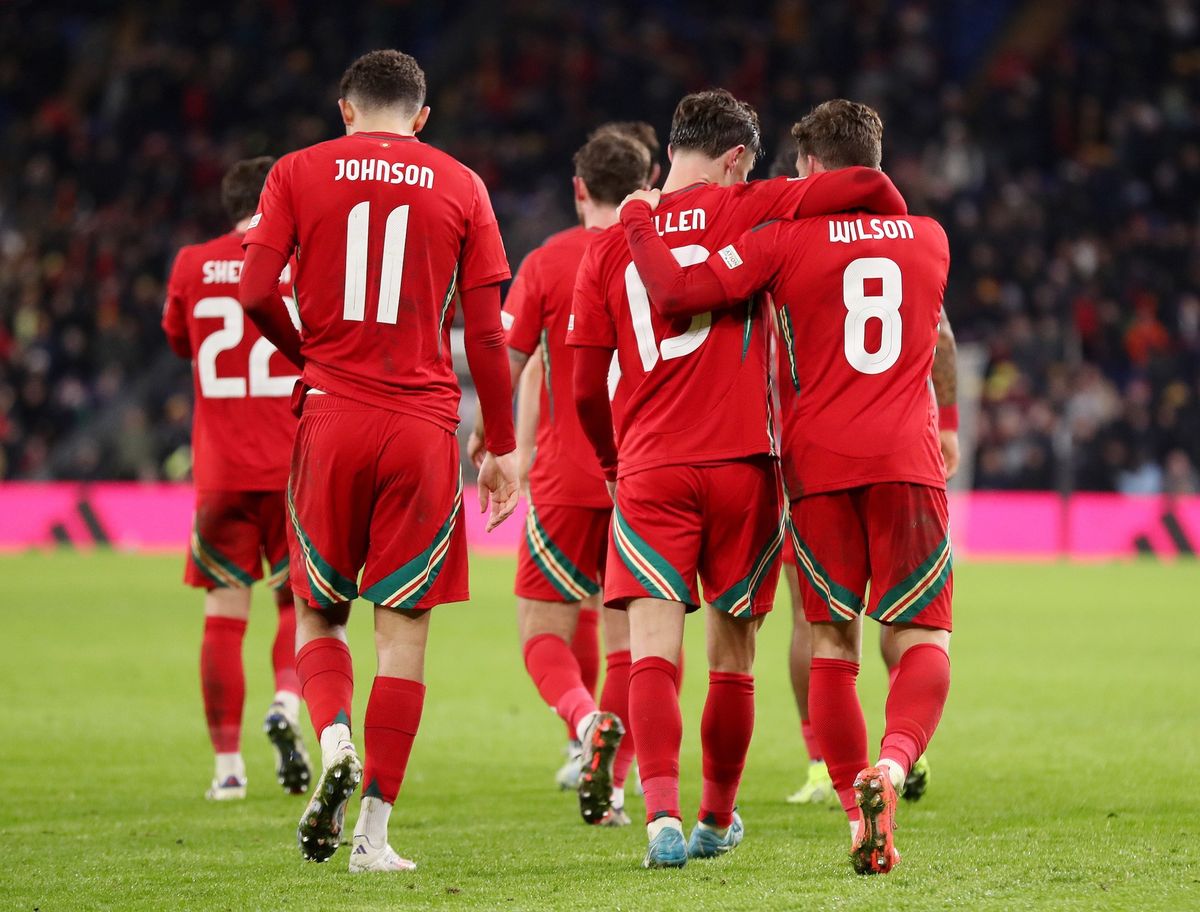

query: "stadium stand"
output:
1 1 1196 493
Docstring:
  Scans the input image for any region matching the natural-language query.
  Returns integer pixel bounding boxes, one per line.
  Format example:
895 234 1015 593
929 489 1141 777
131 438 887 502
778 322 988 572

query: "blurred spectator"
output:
0 1 1197 492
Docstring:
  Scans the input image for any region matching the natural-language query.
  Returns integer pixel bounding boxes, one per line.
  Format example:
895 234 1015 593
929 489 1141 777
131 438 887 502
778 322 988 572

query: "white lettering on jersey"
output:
718 245 743 270
333 158 435 188
201 260 243 285
652 208 707 236
828 217 914 244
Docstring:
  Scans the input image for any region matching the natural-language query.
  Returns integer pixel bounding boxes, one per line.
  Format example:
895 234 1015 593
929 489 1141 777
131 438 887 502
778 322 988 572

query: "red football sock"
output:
523 633 597 734
295 637 354 738
271 600 300 695
879 643 951 775
699 671 755 828
675 647 685 693
362 676 425 804
571 608 601 695
629 656 682 821
563 609 601 739
888 663 900 690
200 616 247 753
809 657 868 817
599 650 634 787
801 719 822 763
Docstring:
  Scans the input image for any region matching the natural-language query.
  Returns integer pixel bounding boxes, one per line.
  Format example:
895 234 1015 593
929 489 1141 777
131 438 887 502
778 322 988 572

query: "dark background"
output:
1 0 1197 493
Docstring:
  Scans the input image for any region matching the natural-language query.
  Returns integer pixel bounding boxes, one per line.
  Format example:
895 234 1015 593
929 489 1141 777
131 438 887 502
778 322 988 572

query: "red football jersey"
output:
162 231 298 492
682 214 950 495
568 174 856 478
504 226 611 508
243 132 510 431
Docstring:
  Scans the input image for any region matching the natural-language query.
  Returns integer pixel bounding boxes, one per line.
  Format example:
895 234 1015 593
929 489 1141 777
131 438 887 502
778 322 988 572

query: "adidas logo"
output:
353 844 369 855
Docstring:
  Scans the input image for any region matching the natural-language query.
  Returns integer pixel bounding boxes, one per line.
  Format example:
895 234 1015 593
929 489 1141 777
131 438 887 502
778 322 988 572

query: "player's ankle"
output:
319 722 353 767
878 757 905 791
215 752 245 782
574 710 600 744
647 816 683 841
272 690 302 724
354 795 393 845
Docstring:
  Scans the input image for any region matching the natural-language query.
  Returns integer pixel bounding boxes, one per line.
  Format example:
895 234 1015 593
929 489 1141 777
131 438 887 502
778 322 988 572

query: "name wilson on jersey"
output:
334 158 435 188
828 217 914 244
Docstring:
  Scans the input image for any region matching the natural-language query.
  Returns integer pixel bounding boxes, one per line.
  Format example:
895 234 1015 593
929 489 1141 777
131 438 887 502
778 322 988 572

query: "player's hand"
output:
617 188 662 217
940 429 960 480
466 425 486 469
605 479 617 503
478 450 520 531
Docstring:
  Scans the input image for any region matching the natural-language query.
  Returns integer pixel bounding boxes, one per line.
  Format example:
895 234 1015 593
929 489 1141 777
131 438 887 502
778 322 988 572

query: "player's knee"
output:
890 623 950 658
810 620 860 662
203 586 251 620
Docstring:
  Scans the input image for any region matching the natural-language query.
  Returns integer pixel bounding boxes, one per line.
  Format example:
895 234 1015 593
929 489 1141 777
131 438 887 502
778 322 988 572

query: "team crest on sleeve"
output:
248 213 262 229
718 245 743 270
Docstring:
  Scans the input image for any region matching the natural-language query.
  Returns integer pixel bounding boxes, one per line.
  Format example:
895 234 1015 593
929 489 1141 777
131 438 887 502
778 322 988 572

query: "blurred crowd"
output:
1 0 1197 492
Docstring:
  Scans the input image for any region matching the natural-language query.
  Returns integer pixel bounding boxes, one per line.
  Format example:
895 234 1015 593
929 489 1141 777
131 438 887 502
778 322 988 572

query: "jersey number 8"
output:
843 257 902 375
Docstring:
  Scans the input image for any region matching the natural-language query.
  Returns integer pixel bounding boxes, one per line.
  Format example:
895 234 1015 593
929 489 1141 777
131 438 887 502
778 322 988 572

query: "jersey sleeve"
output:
567 242 617 349
503 253 544 356
242 156 298 257
459 170 511 290
747 168 907 222
621 202 781 317
161 251 192 358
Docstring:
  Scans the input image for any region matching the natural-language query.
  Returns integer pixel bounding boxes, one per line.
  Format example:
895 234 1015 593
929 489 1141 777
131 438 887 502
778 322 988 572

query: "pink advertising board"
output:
0 483 1196 560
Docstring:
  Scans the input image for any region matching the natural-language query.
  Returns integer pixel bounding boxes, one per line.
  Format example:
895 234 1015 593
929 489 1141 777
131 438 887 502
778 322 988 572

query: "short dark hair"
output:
668 90 761 162
339 49 426 113
791 99 883 170
574 133 651 206
221 156 274 223
591 120 661 182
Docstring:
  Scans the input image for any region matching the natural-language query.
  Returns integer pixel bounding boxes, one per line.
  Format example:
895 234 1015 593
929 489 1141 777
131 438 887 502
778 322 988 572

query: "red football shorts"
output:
516 502 610 602
605 456 785 617
287 392 468 612
789 482 952 631
186 489 291 602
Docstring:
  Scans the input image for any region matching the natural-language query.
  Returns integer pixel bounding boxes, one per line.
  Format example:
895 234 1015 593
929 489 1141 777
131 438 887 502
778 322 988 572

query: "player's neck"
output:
580 203 619 231
661 155 724 194
232 216 253 233
347 117 418 137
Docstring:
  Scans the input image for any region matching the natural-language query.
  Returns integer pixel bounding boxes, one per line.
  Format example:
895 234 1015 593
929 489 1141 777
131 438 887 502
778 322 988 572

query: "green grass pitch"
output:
2 551 1197 911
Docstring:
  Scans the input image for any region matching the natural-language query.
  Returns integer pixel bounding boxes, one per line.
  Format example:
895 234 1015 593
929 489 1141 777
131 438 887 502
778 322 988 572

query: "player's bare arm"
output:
513 351 541 495
933 307 960 479
239 244 304 369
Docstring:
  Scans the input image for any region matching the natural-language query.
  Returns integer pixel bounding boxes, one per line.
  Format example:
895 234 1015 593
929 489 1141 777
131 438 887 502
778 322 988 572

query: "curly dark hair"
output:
668 90 761 162
339 49 426 113
573 133 651 206
791 99 883 170
221 156 274 222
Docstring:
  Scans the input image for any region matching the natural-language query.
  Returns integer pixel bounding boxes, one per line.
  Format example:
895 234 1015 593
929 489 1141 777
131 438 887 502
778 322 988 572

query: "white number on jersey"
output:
194 296 299 399
624 244 712 371
843 257 902 374
343 202 410 324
